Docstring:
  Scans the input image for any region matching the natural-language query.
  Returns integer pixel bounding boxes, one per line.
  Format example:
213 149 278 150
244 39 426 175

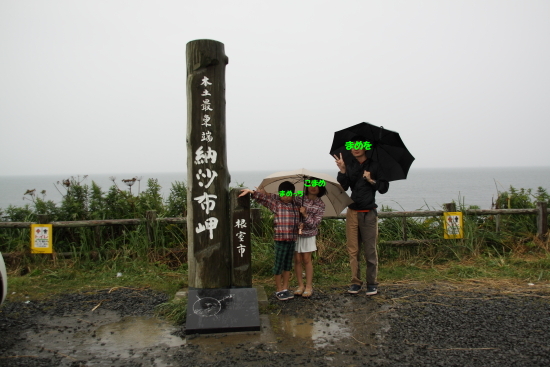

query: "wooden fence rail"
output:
0 217 186 229
0 203 547 244
325 202 548 245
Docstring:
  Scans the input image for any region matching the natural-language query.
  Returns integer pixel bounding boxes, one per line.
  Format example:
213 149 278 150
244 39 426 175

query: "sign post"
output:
186 39 231 289
185 39 259 334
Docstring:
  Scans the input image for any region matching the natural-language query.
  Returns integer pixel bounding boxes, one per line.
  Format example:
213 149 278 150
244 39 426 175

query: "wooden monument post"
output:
185 40 259 334
186 39 231 289
229 188 252 287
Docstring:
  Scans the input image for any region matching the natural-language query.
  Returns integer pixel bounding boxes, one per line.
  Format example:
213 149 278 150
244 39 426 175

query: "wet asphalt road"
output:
1 282 549 366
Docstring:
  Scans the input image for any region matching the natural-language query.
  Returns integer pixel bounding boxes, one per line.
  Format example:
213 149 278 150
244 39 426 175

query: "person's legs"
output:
302 252 313 294
273 241 285 292
274 241 295 300
346 209 362 286
274 274 283 292
282 270 291 291
358 211 379 287
280 241 295 298
294 252 305 292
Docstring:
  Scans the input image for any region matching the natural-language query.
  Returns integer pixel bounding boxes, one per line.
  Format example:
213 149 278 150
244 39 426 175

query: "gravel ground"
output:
1 282 549 366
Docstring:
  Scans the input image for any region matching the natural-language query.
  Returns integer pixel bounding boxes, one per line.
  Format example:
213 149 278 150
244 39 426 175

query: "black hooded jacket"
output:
337 158 389 210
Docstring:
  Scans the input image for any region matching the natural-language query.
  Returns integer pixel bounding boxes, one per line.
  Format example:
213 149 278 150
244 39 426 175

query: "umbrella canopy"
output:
330 122 415 182
258 168 353 217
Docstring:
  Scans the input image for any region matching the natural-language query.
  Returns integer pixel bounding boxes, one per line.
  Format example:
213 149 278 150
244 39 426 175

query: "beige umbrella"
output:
258 168 353 217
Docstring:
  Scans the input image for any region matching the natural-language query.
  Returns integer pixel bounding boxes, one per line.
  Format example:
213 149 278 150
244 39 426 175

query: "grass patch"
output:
4 252 550 306
6 259 186 302
155 299 187 324
2 183 549 305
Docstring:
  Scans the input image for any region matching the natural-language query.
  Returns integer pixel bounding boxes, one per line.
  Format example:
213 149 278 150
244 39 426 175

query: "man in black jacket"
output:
334 148 389 295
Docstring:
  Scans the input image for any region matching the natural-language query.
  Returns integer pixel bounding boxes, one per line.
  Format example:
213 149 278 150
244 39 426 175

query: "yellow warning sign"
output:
30 224 53 253
443 212 463 239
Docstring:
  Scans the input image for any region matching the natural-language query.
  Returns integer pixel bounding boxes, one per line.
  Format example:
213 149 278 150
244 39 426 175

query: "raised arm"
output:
300 201 325 231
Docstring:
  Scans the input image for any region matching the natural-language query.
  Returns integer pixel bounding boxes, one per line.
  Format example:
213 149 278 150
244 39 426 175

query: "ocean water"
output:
1 167 549 212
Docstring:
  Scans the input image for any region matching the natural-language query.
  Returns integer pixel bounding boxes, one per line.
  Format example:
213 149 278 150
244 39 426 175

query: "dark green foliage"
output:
59 177 90 221
137 179 164 214
488 186 550 238
3 204 34 222
0 182 547 272
166 181 187 217
0 176 188 258
89 181 105 219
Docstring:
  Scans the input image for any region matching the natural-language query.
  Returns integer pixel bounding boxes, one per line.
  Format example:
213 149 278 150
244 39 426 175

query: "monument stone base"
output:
185 287 260 334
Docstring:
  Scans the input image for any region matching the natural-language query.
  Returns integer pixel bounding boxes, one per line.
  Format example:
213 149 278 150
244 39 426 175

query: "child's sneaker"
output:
348 284 362 294
275 290 293 301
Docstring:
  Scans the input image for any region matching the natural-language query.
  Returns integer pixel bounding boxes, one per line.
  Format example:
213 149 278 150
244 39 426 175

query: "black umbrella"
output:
330 122 415 182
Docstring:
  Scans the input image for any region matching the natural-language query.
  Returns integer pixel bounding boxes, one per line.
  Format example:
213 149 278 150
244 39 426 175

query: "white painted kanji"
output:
201 99 213 112
236 231 246 242
237 243 246 257
194 146 217 164
201 131 213 143
196 168 218 189
194 192 218 214
202 115 211 127
196 217 219 239
201 76 212 87
235 219 246 228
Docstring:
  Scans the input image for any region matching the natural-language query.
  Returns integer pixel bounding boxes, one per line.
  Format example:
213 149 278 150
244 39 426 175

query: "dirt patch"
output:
1 282 550 366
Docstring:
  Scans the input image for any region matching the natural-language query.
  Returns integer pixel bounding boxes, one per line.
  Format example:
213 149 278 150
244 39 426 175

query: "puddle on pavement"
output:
187 303 391 353
275 314 351 348
184 314 352 355
17 312 184 363
88 316 184 356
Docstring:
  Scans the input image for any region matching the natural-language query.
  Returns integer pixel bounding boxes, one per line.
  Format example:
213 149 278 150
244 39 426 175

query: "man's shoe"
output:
348 284 361 294
366 285 378 296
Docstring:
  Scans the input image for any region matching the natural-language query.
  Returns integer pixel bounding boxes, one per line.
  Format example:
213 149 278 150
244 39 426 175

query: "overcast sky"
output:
1 0 549 176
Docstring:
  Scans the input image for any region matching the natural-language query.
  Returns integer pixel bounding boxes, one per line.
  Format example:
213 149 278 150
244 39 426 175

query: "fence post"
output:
402 217 407 241
93 227 101 252
536 201 548 240
37 215 50 225
444 203 456 212
146 210 157 246
230 188 252 287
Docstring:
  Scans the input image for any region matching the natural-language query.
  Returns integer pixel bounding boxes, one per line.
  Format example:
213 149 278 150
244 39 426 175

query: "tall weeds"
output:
0 176 188 269
1 182 548 275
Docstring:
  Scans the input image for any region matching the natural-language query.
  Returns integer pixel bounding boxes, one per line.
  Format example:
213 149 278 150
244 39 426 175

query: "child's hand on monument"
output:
238 189 254 197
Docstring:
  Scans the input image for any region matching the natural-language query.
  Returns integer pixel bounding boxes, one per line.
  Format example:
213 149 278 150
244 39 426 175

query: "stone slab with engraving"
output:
185 288 260 334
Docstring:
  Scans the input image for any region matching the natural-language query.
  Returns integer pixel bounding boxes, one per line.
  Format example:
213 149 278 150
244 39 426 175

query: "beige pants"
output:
346 209 379 286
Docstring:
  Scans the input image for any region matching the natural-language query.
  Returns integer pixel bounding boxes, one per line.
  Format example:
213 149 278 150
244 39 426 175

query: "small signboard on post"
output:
30 224 53 253
443 212 463 239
